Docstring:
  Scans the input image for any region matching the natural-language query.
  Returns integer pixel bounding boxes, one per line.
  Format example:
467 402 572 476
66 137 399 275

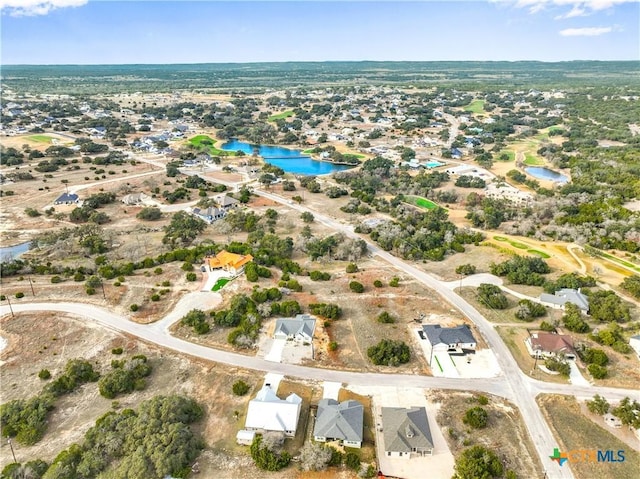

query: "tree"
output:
620 275 640 299
514 299 546 321
345 452 360 471
562 303 590 333
349 281 364 293
456 264 477 276
588 364 607 379
346 263 359 273
367 340 410 366
588 290 630 323
477 284 508 310
300 212 314 223
250 435 291 471
376 311 396 324
136 207 162 221
612 397 640 428
299 442 332 471
463 407 489 429
163 211 206 246
586 394 609 415
453 445 504 479
583 348 609 366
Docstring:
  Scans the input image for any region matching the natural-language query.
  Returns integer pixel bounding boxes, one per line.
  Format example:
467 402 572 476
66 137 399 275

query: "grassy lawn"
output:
497 150 515 161
523 153 544 166
187 134 236 156
405 195 438 210
212 277 230 291
464 99 485 114
27 134 54 143
302 148 315 154
528 249 551 259
268 110 294 121
538 395 640 479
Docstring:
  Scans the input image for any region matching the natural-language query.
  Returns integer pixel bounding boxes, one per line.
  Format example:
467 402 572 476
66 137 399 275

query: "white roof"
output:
245 386 302 433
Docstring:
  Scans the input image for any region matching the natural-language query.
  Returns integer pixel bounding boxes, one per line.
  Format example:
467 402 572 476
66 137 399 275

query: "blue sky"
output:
1 1 639 64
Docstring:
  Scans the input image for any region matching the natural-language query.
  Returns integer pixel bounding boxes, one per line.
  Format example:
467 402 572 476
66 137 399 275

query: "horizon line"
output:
3 59 640 67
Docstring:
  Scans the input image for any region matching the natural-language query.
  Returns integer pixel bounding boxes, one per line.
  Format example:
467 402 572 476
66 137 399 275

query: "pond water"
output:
220 139 354 175
525 167 568 183
0 241 31 261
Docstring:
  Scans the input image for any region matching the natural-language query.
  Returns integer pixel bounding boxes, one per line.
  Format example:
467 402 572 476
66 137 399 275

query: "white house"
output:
244 385 302 437
539 288 589 314
273 314 315 343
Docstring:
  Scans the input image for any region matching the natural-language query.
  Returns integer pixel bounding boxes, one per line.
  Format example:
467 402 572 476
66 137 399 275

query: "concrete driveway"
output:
568 359 591 387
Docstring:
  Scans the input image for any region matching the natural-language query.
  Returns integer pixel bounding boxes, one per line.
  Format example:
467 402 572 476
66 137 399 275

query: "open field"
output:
26 134 55 143
537 395 640 479
405 195 438 210
434 391 543 479
463 100 485 114
524 153 544 166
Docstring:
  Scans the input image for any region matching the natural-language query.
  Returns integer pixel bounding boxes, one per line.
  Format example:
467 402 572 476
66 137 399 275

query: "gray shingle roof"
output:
539 288 589 311
421 324 475 347
274 314 315 338
313 399 363 443
382 407 433 453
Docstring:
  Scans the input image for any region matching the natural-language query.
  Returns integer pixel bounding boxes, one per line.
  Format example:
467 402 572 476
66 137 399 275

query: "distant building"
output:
192 206 226 224
539 288 589 313
381 407 434 458
485 183 533 205
313 399 364 448
54 192 79 205
244 385 302 437
525 331 576 360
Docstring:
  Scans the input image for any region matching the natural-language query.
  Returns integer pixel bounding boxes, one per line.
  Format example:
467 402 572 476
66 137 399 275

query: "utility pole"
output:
28 276 35 296
5 296 14 318
100 280 106 300
7 438 17 463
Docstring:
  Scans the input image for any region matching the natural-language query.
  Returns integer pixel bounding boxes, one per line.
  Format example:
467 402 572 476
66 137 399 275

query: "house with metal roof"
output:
381 407 433 458
244 385 302 437
313 399 364 448
539 288 589 313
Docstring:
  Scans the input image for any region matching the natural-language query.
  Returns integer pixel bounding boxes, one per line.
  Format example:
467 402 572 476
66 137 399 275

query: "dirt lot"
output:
538 395 640 479
434 390 543 479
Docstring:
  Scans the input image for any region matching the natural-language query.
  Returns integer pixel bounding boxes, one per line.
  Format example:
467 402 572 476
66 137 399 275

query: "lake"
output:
525 167 568 183
220 139 354 175
0 241 31 261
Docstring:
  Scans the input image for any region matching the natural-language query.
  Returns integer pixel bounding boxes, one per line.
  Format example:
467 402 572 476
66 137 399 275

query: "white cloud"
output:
559 26 613 35
494 0 639 16
0 0 88 17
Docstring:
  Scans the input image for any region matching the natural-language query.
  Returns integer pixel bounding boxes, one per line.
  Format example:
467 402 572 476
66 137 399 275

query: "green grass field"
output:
497 150 515 162
524 153 544 166
268 110 294 121
212 277 230 291
528 249 551 259
405 196 438 210
464 99 485 114
187 135 236 156
27 135 54 143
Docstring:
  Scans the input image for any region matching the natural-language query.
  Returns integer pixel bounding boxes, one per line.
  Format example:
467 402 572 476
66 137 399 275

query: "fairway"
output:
523 153 544 166
498 150 515 161
464 99 485 114
405 195 438 210
27 135 54 143
268 110 294 121
187 135 236 156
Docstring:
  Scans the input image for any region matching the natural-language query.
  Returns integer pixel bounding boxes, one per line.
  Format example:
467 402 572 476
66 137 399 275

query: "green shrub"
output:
232 380 250 396
111 347 124 355
588 364 608 379
455 264 477 276
463 407 488 429
186 272 197 281
130 304 139 312
376 311 396 324
477 395 489 405
150 294 160 301
389 276 400 287
14 292 24 299
50 275 62 284
38 369 51 380
328 341 338 351
367 339 410 366
346 263 358 273
373 279 383 287
345 452 360 471
349 281 364 293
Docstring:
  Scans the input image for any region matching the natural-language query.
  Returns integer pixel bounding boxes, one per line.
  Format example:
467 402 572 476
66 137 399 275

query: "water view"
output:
525 166 569 183
0 241 31 261
220 139 354 175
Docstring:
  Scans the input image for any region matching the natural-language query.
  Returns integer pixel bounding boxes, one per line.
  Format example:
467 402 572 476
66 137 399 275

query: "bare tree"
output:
299 442 332 471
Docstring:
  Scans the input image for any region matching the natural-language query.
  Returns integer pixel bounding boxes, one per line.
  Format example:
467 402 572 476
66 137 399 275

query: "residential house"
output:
214 194 240 211
381 407 434 458
244 385 302 437
485 183 533 206
525 332 576 360
207 250 253 275
629 335 640 359
274 314 315 343
313 399 364 448
192 206 225 224
539 288 589 313
420 324 477 365
121 193 148 206
54 192 79 205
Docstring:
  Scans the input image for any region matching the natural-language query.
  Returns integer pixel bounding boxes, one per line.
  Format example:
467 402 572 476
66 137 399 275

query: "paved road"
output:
253 189 634 478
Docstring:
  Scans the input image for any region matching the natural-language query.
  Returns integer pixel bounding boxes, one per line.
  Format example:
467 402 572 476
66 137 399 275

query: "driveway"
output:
568 359 591 387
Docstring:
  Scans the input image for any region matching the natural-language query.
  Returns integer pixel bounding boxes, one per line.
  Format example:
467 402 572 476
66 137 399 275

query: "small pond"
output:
525 167 568 183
